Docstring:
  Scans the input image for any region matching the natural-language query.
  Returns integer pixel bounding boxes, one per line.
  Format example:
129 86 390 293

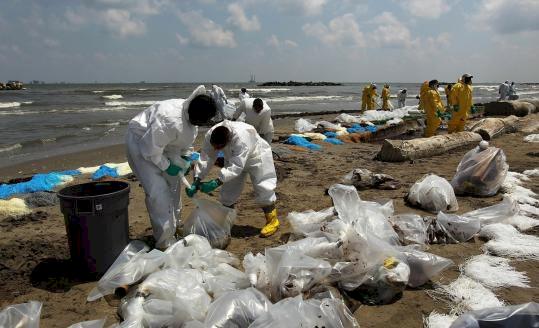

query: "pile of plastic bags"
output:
406 174 458 213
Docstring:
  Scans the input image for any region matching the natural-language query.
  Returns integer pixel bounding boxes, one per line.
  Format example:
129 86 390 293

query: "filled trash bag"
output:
88 241 164 301
286 207 335 235
400 248 453 288
248 295 359 328
406 174 458 213
436 212 481 243
203 288 271 328
284 135 322 151
182 198 237 249
451 142 508 196
389 214 428 246
463 196 518 227
67 319 106 328
0 301 42 328
449 302 539 328
294 118 318 133
349 257 410 305
324 137 344 145
343 169 400 190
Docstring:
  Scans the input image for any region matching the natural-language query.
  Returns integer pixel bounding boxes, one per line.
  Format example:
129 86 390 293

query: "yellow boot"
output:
260 208 279 237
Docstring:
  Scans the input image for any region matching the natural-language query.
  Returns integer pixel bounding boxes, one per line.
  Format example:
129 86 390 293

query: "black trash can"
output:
58 181 130 276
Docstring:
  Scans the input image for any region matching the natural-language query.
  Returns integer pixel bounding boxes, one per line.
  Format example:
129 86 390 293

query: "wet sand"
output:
0 113 538 327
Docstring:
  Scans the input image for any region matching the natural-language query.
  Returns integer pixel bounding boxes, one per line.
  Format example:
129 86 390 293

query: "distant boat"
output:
249 74 256 83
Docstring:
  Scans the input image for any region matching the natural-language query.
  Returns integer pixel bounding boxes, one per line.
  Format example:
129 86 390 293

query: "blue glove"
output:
185 178 201 198
165 162 182 176
200 179 222 193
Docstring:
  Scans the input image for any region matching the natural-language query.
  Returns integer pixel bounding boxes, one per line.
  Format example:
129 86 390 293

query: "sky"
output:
1 0 538 83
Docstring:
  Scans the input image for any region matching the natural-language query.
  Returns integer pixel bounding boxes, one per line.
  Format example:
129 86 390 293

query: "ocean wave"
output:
92 90 105 93
0 102 21 108
105 100 156 107
227 88 291 93
266 95 352 103
102 94 123 100
96 121 121 127
137 88 148 91
21 101 33 105
475 85 498 91
517 90 539 96
0 143 22 153
0 110 41 116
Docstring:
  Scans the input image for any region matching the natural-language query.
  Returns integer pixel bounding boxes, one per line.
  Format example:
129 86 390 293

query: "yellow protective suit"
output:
361 86 370 112
423 88 444 137
368 87 378 110
448 82 473 133
418 81 429 110
381 87 390 110
444 85 455 107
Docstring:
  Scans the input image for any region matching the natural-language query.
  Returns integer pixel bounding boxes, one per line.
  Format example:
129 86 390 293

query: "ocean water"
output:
0 82 537 168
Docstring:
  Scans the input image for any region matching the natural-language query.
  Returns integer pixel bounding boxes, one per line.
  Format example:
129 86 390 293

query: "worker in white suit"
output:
126 85 217 249
188 121 279 237
233 98 274 143
239 88 250 100
210 84 228 121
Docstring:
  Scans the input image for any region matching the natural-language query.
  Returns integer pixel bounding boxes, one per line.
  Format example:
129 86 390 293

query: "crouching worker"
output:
187 121 279 237
126 85 217 249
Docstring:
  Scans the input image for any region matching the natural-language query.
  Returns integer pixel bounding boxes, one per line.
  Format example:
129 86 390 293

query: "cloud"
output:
178 11 237 48
101 9 146 37
267 34 298 48
43 38 60 48
303 13 365 47
83 0 170 15
65 9 87 26
276 0 327 16
175 33 189 45
227 3 260 31
369 12 418 48
399 0 450 19
471 0 539 34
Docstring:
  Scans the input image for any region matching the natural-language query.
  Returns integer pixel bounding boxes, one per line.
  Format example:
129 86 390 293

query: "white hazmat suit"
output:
397 90 407 108
498 82 509 101
195 121 277 207
126 85 206 249
234 98 274 143
210 85 228 121
239 90 250 100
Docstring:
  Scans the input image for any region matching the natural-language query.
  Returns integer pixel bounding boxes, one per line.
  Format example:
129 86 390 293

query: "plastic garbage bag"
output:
204 287 271 328
284 135 322 151
0 301 42 328
67 319 106 328
463 196 518 227
389 214 428 246
324 137 344 145
436 212 481 243
274 236 345 260
243 252 271 297
223 103 237 120
407 174 458 213
317 120 343 131
203 263 251 299
524 134 539 143
182 198 236 249
0 172 74 199
350 257 410 305
294 118 317 133
400 248 453 288
92 165 119 180
286 207 335 235
449 302 539 328
336 113 363 124
451 143 508 196
248 295 359 328
343 169 400 190
88 241 164 301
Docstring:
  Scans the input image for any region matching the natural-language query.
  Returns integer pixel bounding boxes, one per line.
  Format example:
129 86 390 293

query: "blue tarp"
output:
284 135 322 151
324 138 344 145
347 124 378 133
92 165 119 180
323 131 338 138
0 171 79 199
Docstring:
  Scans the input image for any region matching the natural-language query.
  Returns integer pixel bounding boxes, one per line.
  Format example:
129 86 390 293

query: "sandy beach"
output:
0 112 538 327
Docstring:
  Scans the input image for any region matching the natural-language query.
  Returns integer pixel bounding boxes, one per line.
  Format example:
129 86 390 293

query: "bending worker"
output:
188 121 279 237
423 80 445 137
381 84 391 110
239 88 250 100
126 86 217 249
233 97 274 144
448 74 474 133
210 84 228 121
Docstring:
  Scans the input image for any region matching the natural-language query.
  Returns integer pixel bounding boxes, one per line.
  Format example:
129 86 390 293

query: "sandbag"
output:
469 115 519 140
451 142 508 196
376 132 483 162
483 101 535 117
406 174 458 213
182 198 236 249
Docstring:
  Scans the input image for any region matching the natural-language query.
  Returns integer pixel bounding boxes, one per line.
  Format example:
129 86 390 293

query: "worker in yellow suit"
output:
417 81 429 111
423 80 445 137
444 84 455 107
361 85 370 112
448 74 474 133
381 84 391 110
367 83 378 110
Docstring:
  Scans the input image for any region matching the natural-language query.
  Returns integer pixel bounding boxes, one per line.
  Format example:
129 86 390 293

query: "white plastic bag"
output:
204 288 271 327
248 295 359 328
223 103 237 120
286 207 335 235
389 214 428 246
88 241 164 302
182 198 237 249
294 118 317 133
449 302 539 328
436 212 481 243
0 301 42 328
67 319 106 328
407 174 458 213
401 248 453 288
451 143 508 196
463 196 518 227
